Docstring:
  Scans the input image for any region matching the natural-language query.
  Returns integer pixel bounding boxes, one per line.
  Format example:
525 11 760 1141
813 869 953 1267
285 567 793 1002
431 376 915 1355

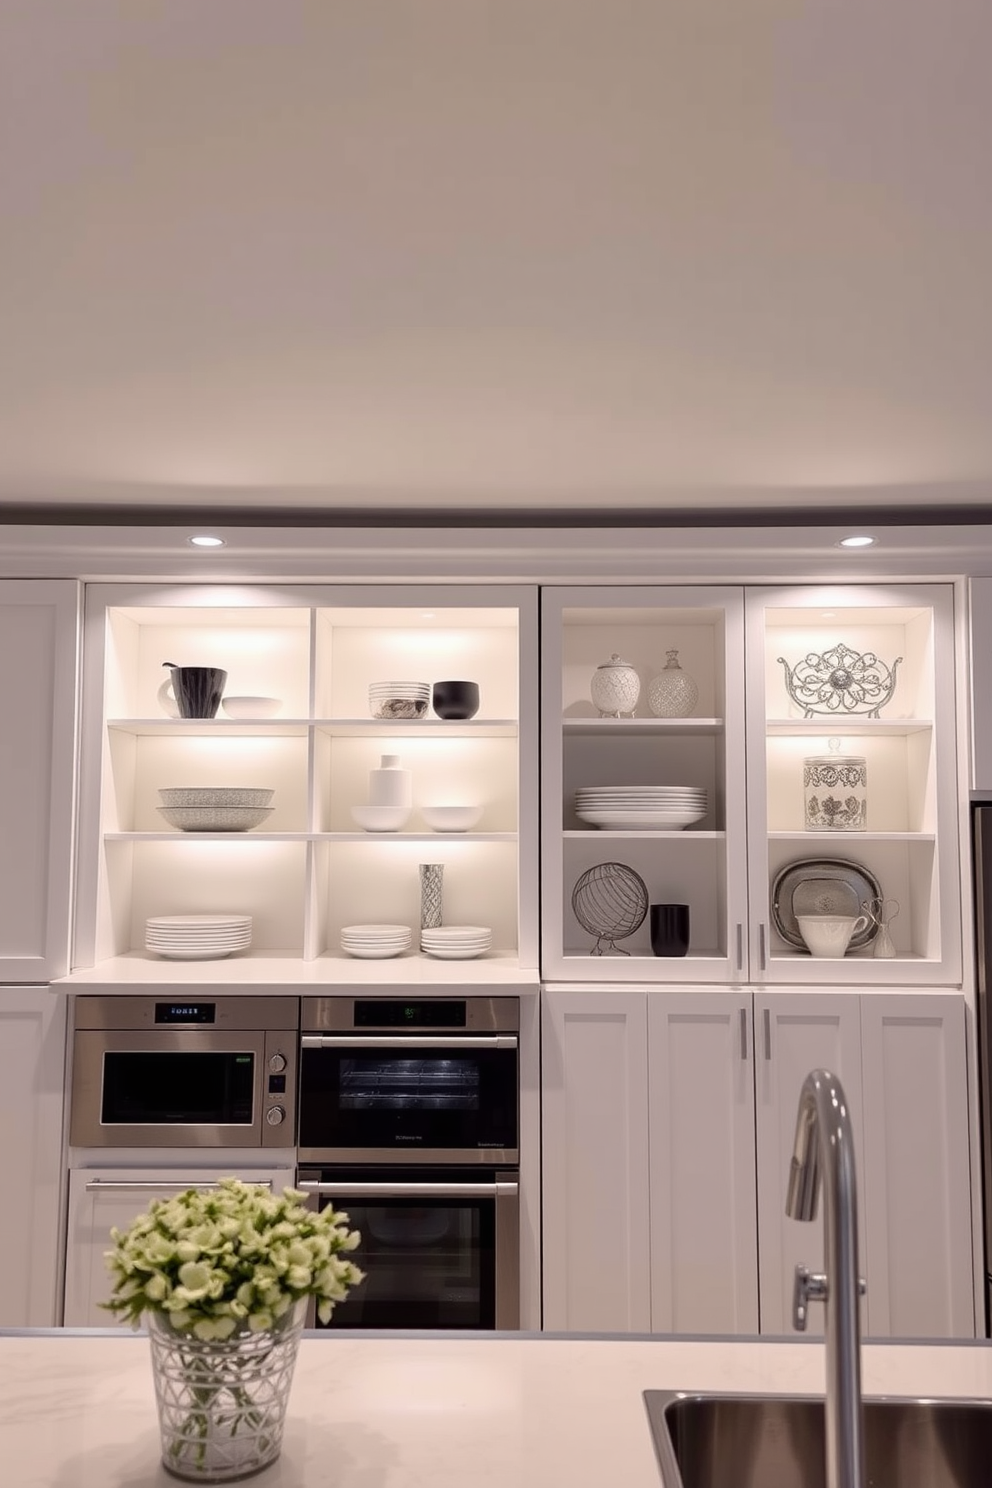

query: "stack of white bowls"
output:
420 925 493 959
341 923 413 959
145 914 253 960
368 681 430 720
574 785 707 830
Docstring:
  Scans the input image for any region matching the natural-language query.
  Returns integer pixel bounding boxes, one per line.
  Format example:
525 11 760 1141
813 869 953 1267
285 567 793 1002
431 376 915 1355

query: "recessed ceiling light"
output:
188 535 225 548
838 534 875 549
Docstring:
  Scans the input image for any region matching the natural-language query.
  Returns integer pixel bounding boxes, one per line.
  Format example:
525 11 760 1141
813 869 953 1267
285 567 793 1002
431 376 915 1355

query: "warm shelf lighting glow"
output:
188 535 226 548
838 535 875 549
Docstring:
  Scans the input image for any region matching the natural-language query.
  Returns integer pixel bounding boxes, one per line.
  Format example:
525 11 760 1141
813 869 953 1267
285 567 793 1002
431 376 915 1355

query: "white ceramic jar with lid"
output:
590 653 640 717
803 737 867 831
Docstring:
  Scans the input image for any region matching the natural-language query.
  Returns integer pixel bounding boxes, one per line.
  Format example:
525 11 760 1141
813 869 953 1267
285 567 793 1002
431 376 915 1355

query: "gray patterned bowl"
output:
157 806 273 832
158 787 274 808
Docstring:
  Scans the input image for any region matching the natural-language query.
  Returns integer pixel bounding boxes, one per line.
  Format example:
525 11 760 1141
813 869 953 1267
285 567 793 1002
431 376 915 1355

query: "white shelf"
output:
563 829 724 840
108 717 518 739
768 831 937 844
105 831 516 843
562 717 724 736
56 950 540 988
765 718 933 737
108 719 311 738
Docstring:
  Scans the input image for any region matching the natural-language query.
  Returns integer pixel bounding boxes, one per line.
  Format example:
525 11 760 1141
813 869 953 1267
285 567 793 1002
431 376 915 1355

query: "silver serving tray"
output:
771 857 882 951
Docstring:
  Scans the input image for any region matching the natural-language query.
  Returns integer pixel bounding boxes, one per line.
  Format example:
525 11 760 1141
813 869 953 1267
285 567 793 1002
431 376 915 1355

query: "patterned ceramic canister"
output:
804 738 867 831
590 653 640 717
647 649 699 718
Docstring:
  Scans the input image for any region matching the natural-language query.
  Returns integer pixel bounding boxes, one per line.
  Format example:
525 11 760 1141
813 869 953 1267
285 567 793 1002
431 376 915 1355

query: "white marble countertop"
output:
3 1329 992 1487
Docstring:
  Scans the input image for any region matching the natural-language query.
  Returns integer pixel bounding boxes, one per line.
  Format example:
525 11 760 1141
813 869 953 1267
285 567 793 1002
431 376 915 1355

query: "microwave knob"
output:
268 1052 287 1073
265 1105 286 1126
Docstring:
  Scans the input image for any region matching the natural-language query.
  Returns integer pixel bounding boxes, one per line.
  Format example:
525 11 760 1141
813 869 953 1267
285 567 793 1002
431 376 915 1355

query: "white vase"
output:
368 754 412 809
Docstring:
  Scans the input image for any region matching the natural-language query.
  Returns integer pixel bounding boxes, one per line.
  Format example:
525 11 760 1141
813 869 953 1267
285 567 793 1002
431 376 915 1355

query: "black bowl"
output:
432 679 480 720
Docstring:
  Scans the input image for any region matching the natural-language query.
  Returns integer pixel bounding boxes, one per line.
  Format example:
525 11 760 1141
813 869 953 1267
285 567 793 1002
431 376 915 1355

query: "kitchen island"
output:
2 1329 992 1487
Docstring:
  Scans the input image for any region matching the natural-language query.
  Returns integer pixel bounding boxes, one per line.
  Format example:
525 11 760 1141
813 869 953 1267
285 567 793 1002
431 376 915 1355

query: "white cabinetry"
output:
64 1165 296 1326
0 581 79 983
646 991 758 1334
541 583 961 986
540 587 747 982
541 987 975 1338
858 994 974 1337
0 989 67 1326
753 992 865 1335
746 585 961 986
540 992 651 1331
70 584 538 982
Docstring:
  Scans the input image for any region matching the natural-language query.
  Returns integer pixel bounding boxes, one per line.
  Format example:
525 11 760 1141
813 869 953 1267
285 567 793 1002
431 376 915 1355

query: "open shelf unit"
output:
69 583 539 982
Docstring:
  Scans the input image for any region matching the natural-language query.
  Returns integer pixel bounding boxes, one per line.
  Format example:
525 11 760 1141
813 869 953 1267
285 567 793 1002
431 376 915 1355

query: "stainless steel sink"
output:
644 1391 992 1488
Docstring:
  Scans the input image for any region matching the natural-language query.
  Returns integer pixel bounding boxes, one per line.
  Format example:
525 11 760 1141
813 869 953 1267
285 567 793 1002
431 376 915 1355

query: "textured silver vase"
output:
419 863 444 929
148 1301 304 1481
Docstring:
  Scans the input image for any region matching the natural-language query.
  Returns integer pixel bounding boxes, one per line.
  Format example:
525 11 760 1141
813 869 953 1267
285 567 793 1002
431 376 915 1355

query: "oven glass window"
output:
101 1051 255 1126
340 1057 480 1111
299 1045 516 1151
317 1195 495 1329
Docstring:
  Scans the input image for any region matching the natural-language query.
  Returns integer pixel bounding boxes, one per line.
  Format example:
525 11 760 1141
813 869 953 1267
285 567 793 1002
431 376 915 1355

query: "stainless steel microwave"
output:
68 995 300 1149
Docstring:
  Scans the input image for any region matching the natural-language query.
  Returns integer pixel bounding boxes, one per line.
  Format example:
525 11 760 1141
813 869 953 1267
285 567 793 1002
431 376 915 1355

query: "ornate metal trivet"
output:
779 644 902 718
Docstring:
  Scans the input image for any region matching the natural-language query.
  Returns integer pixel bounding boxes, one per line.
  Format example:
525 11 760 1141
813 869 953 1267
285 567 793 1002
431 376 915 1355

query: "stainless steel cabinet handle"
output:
84 1179 274 1193
758 922 767 972
301 1034 517 1050
296 1181 518 1199
735 923 744 974
763 1007 772 1060
739 1007 748 1060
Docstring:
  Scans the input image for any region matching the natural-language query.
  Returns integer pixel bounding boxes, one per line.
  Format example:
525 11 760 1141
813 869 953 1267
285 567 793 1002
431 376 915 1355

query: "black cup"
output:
650 903 690 957
432 679 480 721
164 664 228 719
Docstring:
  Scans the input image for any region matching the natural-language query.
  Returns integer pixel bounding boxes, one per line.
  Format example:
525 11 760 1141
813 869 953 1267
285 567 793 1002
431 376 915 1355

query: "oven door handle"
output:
83 1179 275 1193
301 1034 518 1050
296 1180 518 1198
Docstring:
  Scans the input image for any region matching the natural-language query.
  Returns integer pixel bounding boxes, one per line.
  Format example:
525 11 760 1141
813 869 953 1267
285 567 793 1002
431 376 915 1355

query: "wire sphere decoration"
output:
571 861 649 955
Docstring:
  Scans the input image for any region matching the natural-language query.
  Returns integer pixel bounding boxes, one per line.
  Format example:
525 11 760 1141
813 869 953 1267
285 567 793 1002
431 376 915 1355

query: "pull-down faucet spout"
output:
786 1068 865 1488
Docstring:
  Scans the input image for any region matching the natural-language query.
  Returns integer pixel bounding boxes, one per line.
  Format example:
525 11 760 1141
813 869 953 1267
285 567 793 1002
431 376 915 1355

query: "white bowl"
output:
157 806 273 831
419 804 483 832
350 804 412 832
159 787 274 808
221 696 282 719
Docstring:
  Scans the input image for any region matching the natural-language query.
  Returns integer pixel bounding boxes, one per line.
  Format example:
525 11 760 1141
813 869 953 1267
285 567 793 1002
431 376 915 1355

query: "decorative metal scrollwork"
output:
778 644 902 718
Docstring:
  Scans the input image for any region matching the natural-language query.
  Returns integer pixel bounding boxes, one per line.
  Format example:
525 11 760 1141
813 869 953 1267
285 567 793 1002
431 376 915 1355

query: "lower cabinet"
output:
541 987 975 1339
63 1164 298 1326
0 988 67 1327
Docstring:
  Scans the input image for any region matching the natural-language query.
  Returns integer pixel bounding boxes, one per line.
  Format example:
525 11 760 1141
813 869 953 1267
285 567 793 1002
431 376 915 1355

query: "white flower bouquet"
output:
103 1176 365 1336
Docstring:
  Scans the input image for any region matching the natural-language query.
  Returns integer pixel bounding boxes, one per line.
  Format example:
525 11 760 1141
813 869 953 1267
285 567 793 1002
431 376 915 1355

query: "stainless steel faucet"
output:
786 1068 866 1488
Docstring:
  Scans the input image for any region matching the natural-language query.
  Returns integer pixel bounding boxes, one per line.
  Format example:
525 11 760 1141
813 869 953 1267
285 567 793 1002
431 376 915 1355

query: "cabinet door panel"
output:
754 993 866 1335
648 993 758 1333
541 991 650 1331
859 995 975 1337
0 989 66 1325
63 1166 296 1326
0 581 79 981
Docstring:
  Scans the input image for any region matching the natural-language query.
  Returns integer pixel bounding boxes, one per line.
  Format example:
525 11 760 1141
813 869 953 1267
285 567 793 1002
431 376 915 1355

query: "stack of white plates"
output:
341 923 413 959
145 914 253 960
420 925 493 959
574 785 708 831
368 681 430 720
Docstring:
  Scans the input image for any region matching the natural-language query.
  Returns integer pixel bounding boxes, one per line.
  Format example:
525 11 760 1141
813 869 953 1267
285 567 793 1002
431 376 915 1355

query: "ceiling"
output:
2 1 992 522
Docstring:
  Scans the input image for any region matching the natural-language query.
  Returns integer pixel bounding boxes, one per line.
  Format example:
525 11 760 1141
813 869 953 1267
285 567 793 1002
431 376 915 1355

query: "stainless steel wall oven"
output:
297 995 520 1330
69 995 299 1149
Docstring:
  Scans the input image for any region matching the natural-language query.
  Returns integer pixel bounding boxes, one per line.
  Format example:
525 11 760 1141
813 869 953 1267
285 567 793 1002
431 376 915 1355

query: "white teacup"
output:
796 914 869 959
